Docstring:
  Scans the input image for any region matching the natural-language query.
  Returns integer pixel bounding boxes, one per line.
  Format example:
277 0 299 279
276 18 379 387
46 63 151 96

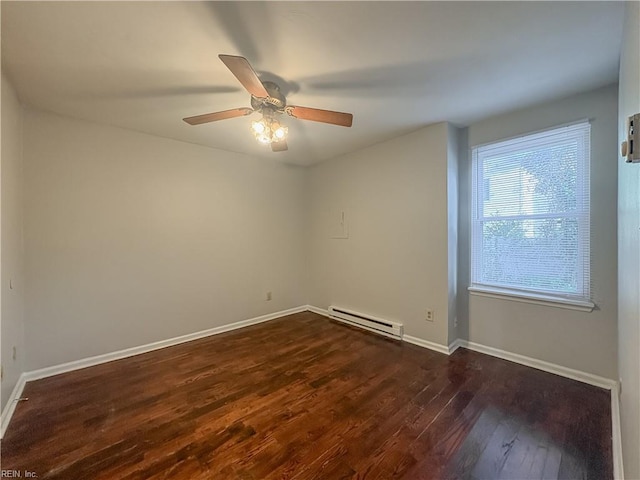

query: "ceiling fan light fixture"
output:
251 120 266 134
251 114 288 145
256 133 272 144
184 55 353 153
274 125 287 140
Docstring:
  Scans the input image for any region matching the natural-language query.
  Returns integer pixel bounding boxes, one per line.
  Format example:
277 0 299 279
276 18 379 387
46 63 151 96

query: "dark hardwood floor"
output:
1 312 612 479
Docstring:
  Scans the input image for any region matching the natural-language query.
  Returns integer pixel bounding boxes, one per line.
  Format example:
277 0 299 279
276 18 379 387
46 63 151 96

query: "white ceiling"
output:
1 1 624 166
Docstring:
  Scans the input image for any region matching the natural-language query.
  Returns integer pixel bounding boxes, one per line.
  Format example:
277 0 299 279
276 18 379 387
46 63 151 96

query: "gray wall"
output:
1 74 26 410
307 122 457 348
22 110 308 370
458 84 619 380
617 2 640 477
446 123 460 345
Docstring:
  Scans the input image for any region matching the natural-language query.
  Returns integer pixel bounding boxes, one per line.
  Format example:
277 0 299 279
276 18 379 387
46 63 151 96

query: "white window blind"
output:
471 121 591 302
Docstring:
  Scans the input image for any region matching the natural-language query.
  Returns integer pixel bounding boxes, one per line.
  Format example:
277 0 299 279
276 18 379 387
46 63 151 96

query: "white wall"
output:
22 110 308 370
459 85 619 379
1 73 25 410
617 1 640 477
307 122 457 348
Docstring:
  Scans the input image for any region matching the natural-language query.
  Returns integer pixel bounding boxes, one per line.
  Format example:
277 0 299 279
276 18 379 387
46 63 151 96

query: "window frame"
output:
468 121 594 312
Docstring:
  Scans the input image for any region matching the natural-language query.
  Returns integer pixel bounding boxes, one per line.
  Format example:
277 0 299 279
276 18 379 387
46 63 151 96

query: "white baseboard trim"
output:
456 339 618 391
0 305 307 438
448 338 464 354
305 306 453 355
454 340 622 477
305 305 330 317
5 305 623 477
25 306 307 382
303 308 625 477
305 308 618 391
611 385 624 479
0 373 27 438
403 335 450 355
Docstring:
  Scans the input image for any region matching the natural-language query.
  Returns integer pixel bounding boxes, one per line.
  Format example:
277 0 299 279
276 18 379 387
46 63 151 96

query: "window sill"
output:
468 286 595 312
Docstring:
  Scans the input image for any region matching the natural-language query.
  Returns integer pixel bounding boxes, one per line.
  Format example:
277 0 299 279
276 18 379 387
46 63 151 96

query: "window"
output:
470 121 592 309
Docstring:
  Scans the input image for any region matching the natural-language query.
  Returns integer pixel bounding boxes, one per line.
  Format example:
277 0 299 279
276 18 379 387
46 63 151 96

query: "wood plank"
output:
1 312 613 479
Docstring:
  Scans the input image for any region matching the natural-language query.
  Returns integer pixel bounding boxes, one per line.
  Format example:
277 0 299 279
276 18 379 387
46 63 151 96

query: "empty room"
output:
1 2 639 479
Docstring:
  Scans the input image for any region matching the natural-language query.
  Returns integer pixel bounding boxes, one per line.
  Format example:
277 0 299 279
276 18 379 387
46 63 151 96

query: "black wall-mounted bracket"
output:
622 113 640 163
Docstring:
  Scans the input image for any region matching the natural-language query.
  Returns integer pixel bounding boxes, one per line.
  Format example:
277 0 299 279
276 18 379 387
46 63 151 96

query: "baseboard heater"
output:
328 306 403 340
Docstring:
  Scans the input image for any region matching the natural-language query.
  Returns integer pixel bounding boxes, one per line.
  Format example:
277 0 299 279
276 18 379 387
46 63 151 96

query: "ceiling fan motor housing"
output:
251 81 286 113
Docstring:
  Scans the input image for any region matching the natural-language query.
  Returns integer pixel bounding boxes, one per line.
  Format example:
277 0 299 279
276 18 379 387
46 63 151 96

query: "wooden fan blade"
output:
271 140 288 152
286 106 353 127
183 107 253 125
219 54 269 98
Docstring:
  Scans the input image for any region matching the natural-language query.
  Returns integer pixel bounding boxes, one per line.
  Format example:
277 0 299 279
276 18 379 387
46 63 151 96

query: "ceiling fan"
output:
183 55 353 152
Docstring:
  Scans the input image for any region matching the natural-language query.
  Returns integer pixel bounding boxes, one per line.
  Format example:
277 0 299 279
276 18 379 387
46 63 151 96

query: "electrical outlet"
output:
426 309 434 322
454 317 458 328
266 291 272 301
12 346 17 360
1 365 3 381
